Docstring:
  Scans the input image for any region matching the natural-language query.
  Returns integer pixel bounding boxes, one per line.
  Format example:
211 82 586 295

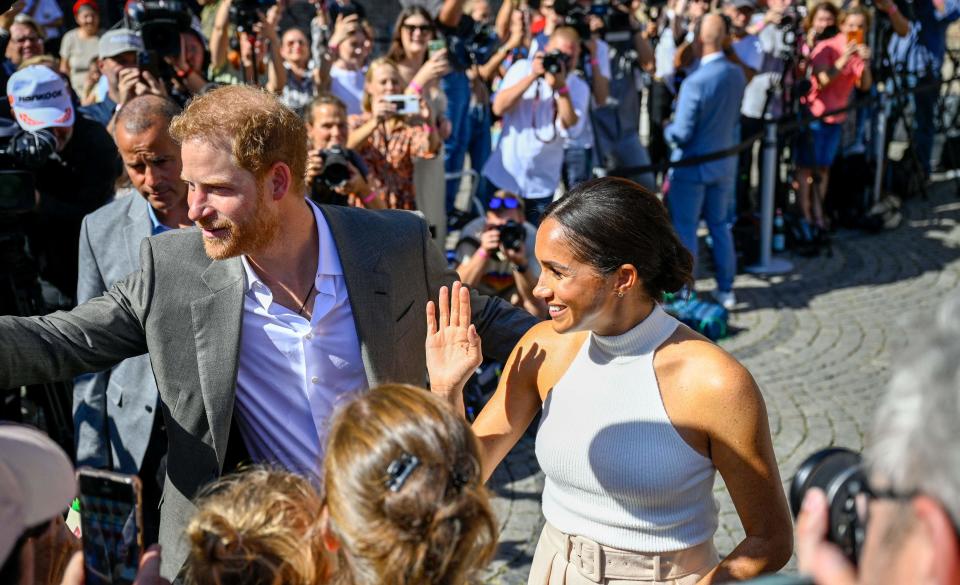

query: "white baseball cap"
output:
6 65 75 131
0 424 76 567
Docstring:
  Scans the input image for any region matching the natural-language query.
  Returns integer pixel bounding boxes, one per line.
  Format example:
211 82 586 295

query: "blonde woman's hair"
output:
169 84 308 196
323 384 498 585
361 57 401 114
185 467 328 585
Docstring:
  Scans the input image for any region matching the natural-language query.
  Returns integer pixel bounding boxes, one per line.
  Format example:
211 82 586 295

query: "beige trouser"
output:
528 523 719 585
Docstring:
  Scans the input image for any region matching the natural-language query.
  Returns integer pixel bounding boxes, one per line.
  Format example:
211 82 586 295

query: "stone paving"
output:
480 178 960 584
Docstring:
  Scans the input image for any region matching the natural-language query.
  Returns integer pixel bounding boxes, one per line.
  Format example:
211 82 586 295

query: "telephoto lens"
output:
789 447 869 566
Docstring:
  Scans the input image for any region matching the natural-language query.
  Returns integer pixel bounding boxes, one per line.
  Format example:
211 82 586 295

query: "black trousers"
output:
737 115 764 216
647 79 674 172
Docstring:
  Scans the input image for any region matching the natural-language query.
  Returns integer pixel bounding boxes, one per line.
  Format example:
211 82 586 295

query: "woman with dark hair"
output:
426 177 793 584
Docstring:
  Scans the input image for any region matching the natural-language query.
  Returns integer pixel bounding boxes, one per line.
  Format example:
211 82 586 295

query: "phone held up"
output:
427 38 446 58
846 29 864 45
77 468 144 585
384 94 420 116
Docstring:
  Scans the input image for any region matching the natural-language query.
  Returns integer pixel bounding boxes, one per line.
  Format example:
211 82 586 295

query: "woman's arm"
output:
209 0 233 70
346 115 379 150
675 347 794 583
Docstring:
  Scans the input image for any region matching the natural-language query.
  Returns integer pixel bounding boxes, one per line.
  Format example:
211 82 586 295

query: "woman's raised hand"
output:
425 282 483 403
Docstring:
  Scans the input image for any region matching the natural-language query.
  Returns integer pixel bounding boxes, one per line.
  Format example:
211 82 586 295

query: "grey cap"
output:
728 0 759 9
99 28 144 59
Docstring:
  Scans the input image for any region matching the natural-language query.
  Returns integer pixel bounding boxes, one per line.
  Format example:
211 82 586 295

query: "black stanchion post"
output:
746 118 793 275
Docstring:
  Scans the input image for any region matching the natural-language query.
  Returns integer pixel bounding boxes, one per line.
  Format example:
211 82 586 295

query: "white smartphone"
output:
384 94 420 116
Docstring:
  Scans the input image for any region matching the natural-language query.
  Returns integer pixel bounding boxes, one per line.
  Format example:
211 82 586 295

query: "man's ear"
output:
319 505 341 553
268 161 292 201
913 495 960 584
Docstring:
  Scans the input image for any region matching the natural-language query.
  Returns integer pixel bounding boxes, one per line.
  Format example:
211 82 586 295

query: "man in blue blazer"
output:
665 14 747 309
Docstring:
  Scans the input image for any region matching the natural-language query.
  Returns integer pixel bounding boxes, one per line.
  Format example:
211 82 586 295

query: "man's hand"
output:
327 13 360 50
305 149 324 186
544 59 567 90
479 226 501 253
503 240 527 267
425 282 483 400
796 489 858 585
333 163 369 198
372 96 397 121
531 52 546 77
0 0 24 30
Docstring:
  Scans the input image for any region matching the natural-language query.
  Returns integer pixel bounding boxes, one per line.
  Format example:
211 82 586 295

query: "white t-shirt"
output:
330 65 365 116
482 58 590 200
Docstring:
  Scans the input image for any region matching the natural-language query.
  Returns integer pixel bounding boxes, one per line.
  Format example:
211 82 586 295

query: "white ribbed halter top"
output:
535 304 718 552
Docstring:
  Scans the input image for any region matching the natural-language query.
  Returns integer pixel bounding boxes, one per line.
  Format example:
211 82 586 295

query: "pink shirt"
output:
805 34 865 124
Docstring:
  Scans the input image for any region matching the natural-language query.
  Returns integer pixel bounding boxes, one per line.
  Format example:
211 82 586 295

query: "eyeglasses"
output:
401 23 434 34
13 35 41 44
488 197 521 211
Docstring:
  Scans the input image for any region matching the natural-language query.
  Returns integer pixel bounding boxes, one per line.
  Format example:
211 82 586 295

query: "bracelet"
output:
476 248 489 259
408 80 423 94
556 85 570 96
175 65 193 79
589 57 600 68
328 42 339 53
422 123 434 134
362 191 378 204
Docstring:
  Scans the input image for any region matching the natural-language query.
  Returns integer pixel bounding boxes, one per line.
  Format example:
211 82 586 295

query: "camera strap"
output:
532 78 560 143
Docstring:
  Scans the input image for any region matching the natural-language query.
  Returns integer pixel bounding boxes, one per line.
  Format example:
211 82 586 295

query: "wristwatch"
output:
512 262 528 274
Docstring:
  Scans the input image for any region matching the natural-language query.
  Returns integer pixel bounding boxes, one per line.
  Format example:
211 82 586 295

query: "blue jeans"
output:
668 176 737 293
442 72 472 212
908 74 938 177
562 147 593 189
464 100 493 206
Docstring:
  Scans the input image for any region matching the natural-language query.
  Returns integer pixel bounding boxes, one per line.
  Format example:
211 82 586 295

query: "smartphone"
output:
384 94 420 116
846 29 864 45
428 38 446 57
136 50 161 80
77 468 144 585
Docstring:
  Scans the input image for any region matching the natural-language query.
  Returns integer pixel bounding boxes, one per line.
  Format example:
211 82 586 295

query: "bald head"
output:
699 13 727 53
116 94 182 136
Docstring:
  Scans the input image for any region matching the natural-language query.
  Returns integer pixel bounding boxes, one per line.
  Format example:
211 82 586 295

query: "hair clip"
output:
450 469 469 491
385 453 420 492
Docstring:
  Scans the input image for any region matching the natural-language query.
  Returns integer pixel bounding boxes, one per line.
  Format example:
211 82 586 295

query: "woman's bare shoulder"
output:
507 321 589 397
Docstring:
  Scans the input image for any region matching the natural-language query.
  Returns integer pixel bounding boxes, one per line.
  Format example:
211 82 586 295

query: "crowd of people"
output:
0 0 959 583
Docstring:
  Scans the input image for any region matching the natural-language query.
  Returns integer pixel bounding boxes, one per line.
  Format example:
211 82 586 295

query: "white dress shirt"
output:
482 58 590 200
234 200 367 474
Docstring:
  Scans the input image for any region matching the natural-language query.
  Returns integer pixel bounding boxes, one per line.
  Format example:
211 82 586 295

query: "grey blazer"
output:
0 205 537 578
74 194 159 474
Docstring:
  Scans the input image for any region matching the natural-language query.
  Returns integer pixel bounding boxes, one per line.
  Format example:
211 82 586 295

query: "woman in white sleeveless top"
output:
426 177 793 584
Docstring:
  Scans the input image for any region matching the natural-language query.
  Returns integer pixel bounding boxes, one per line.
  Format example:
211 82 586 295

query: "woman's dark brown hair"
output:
323 384 497 585
543 177 694 300
387 6 434 64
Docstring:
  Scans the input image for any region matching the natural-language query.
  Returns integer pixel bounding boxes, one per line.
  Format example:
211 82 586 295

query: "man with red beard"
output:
0 84 537 579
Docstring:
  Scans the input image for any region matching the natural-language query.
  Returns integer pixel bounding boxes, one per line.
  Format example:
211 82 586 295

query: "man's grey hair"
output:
866 294 960 529
115 95 182 136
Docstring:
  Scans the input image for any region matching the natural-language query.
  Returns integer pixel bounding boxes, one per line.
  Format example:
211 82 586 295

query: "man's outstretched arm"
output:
0 244 153 390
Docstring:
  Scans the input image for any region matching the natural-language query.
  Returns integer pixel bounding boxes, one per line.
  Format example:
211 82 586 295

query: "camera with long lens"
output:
790 447 869 566
542 49 570 74
229 0 277 34
0 120 56 214
310 146 351 206
496 220 526 251
125 0 192 81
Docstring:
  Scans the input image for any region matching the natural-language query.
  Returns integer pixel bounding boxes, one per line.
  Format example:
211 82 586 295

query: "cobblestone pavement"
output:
480 178 960 584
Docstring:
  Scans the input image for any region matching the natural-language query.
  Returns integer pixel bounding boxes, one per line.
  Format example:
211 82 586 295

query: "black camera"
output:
0 120 53 214
496 220 526 252
314 146 352 190
542 49 570 74
229 0 277 35
790 448 868 566
777 5 803 30
126 0 191 58
552 0 592 40
447 19 499 70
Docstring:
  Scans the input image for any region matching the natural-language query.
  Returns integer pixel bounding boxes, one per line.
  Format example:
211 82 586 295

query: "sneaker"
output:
714 290 736 310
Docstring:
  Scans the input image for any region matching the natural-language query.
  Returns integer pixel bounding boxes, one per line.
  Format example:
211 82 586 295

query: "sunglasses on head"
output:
489 197 520 211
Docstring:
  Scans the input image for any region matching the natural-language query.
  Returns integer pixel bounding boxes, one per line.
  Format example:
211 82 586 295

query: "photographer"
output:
481 26 590 224
7 65 120 300
454 190 544 318
795 293 960 585
887 0 958 179
304 93 384 209
209 0 285 89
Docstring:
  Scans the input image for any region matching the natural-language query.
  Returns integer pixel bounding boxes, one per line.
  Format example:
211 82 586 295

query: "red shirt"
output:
805 34 865 124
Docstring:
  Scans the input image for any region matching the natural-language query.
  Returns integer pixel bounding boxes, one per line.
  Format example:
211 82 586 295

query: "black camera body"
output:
229 0 277 34
0 120 55 214
126 0 191 59
310 146 352 206
542 50 570 74
447 19 499 70
497 220 526 252
790 448 869 566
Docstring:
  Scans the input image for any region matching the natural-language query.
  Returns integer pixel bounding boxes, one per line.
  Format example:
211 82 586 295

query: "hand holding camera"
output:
541 50 569 90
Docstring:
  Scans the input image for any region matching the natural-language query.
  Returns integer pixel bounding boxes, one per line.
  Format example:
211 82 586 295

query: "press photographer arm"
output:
477 9 525 82
209 0 232 71
491 55 541 117
548 59 578 129
262 3 286 94
584 39 610 106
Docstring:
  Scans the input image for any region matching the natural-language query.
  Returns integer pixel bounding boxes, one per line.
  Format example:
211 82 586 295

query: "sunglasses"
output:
401 23 434 34
489 197 520 211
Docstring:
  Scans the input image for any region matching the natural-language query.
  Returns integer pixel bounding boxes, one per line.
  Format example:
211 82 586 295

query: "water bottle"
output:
773 208 786 253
